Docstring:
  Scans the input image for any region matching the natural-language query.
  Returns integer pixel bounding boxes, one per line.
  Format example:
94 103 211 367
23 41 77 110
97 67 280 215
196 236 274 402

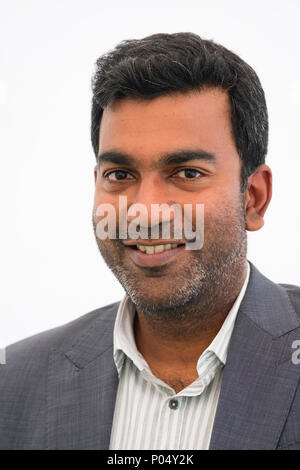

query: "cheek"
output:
197 191 242 228
203 183 241 210
92 194 123 238
93 186 118 212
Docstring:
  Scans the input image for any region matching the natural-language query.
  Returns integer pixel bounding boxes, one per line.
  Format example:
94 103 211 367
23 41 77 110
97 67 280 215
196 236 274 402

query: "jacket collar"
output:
46 302 119 449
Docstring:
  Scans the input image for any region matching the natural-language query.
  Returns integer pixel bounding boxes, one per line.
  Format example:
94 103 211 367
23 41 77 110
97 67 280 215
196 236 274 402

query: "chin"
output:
127 290 188 313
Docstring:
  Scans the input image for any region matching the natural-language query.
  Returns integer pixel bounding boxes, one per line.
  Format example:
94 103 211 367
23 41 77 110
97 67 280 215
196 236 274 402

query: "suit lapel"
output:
46 303 119 449
209 263 300 449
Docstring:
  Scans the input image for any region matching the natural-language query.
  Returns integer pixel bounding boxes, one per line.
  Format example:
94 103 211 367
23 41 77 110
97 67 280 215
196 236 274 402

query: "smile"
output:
123 241 186 267
136 243 181 254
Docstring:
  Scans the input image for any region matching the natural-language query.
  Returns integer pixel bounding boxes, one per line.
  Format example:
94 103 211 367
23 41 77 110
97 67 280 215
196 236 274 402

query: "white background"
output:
0 0 299 347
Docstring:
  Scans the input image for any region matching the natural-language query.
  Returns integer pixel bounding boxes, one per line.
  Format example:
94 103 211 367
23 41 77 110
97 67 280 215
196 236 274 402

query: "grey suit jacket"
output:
1 261 300 450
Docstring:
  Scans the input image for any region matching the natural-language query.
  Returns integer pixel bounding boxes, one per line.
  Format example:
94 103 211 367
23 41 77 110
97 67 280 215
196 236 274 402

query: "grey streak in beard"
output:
92 194 247 325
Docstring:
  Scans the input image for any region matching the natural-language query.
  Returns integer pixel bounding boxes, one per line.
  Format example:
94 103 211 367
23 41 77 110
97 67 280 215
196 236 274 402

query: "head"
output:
91 32 272 322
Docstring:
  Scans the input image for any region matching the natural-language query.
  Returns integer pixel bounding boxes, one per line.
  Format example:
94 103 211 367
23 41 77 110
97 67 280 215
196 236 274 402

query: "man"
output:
1 32 300 450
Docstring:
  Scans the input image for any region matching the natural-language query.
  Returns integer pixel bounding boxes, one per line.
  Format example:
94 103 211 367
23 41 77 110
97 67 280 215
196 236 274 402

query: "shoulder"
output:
278 282 300 318
0 301 120 449
2 300 120 377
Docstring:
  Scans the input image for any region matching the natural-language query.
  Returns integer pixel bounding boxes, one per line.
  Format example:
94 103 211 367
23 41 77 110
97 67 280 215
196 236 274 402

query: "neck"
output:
133 260 248 369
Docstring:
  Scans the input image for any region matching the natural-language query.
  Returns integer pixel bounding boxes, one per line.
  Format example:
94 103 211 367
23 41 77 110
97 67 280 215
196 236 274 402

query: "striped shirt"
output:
109 261 250 450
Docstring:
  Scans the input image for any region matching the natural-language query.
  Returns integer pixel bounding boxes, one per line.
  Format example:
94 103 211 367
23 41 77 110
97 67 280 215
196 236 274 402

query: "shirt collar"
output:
113 261 250 376
199 261 250 365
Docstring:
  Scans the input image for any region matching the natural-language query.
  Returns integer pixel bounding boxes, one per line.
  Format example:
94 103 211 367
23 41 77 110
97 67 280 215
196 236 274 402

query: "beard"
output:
92 193 247 327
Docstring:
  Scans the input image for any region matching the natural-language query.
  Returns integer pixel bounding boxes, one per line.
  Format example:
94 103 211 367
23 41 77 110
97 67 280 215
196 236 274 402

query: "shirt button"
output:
169 399 179 410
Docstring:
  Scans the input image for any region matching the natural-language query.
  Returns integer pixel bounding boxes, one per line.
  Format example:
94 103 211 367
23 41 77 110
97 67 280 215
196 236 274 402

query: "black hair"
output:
91 32 268 191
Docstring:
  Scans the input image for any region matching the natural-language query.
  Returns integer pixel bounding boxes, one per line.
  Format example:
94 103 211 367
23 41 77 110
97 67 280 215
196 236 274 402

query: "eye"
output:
103 169 135 182
173 168 204 179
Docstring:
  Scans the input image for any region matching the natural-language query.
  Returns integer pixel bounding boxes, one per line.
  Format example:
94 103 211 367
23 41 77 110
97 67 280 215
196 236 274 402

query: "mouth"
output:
123 241 186 267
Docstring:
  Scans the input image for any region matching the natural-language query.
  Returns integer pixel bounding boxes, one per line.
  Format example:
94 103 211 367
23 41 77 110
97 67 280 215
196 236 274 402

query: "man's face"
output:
92 88 247 316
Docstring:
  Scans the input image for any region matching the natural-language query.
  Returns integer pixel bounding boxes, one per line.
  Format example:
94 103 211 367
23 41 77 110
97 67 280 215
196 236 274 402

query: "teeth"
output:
136 243 180 254
136 244 147 252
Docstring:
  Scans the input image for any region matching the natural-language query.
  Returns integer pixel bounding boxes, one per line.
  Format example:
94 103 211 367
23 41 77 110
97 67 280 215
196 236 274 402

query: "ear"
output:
244 164 272 231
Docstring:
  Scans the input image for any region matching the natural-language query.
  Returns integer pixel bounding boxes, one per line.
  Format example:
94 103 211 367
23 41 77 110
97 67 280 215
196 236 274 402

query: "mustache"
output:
111 221 198 243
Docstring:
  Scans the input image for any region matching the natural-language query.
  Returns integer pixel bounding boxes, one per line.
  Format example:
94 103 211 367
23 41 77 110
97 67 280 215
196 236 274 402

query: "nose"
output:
126 174 179 229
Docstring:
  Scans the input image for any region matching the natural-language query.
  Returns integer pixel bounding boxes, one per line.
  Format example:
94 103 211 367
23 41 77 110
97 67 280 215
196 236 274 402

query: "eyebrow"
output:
97 149 216 168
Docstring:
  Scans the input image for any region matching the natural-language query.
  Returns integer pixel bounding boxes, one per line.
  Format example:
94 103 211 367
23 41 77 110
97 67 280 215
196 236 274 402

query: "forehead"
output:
98 88 238 166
